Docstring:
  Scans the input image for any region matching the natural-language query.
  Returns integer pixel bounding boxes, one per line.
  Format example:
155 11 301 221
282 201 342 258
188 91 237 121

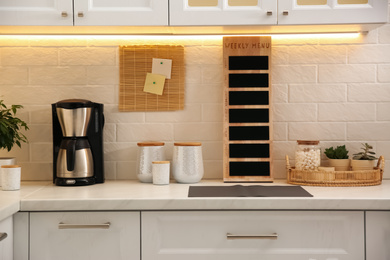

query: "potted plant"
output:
0 100 29 168
324 145 350 171
351 143 377 171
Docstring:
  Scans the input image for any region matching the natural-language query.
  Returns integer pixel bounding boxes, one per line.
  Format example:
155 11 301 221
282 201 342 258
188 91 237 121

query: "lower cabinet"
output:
142 211 364 260
0 216 13 260
366 211 390 260
29 212 140 260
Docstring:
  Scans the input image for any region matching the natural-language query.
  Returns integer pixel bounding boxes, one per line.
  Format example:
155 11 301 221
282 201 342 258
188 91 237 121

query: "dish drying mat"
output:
188 185 313 197
119 45 185 111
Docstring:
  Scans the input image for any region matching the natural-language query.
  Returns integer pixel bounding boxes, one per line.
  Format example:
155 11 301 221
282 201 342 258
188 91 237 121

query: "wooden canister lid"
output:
152 161 170 164
137 142 165 147
174 142 202 146
1 165 20 168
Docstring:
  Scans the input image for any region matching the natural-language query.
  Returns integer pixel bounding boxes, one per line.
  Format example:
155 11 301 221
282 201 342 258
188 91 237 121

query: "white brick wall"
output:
1 18 390 181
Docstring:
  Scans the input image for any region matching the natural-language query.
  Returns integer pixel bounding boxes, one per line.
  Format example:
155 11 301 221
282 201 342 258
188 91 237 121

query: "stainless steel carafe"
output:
56 104 94 179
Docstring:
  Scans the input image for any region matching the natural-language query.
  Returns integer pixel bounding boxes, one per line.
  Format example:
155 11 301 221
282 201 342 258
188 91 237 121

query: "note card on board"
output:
144 73 166 95
152 58 172 79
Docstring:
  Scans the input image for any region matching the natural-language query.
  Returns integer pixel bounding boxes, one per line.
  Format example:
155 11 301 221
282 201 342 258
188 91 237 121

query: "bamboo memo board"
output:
223 36 273 182
119 45 185 111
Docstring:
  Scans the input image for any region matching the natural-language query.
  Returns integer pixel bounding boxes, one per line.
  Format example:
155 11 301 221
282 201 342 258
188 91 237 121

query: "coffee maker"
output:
52 99 104 186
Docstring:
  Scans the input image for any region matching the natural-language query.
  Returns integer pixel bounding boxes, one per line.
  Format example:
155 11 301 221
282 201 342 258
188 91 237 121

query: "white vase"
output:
0 157 16 186
351 159 375 171
328 159 350 171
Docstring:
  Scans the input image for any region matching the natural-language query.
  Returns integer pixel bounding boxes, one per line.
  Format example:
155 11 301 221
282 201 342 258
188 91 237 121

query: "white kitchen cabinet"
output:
278 0 388 25
14 212 28 260
73 0 168 26
170 0 387 26
169 0 277 25
30 211 140 260
0 0 168 26
142 211 365 260
0 0 73 26
0 216 13 260
366 211 390 260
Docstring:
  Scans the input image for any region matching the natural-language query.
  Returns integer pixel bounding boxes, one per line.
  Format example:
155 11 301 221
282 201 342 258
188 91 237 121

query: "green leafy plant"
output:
353 143 377 160
0 100 29 152
324 145 349 159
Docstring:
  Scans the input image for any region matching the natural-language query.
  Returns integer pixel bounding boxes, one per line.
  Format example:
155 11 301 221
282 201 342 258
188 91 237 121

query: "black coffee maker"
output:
52 99 104 186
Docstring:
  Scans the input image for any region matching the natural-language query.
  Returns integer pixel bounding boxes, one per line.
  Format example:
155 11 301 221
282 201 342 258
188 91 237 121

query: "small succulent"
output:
324 145 349 159
353 143 377 160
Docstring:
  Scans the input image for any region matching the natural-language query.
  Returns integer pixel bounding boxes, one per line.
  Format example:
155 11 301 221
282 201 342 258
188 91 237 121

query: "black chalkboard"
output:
229 162 270 176
229 126 269 140
229 144 270 158
229 56 269 70
229 74 269 88
229 91 269 105
229 109 269 123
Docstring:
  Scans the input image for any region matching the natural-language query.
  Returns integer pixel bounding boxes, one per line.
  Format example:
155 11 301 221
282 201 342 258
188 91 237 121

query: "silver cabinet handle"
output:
78 12 84 17
283 11 289 15
227 233 278 240
61 11 68 17
0 233 7 242
266 11 273 16
58 222 110 229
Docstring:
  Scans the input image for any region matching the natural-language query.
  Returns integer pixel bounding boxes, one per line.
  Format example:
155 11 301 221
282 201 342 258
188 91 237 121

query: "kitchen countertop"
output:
7 180 390 212
1 180 389 221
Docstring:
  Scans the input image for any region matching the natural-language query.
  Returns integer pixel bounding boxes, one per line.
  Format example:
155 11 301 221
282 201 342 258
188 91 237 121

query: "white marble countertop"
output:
15 180 390 212
0 180 389 222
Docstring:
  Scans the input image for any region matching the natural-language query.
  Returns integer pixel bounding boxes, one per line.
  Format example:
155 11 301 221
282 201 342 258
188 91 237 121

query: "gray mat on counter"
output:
188 185 313 197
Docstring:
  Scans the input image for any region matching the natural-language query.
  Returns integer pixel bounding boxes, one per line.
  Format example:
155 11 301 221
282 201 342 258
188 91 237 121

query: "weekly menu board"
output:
223 36 273 182
119 45 185 111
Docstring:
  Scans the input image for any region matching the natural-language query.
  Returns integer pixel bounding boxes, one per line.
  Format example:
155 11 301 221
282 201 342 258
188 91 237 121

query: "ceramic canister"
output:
137 142 165 183
0 157 16 187
152 161 170 185
1 165 21 191
172 142 204 184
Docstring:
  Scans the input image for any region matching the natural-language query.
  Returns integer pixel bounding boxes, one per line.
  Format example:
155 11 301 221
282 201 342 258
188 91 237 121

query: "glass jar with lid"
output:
295 140 321 171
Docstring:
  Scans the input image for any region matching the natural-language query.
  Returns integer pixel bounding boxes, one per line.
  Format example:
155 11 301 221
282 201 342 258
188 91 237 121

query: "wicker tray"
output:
286 155 384 187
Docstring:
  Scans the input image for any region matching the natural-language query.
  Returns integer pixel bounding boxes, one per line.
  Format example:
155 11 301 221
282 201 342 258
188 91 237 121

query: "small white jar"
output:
1 165 21 191
137 142 165 183
152 161 170 185
295 140 321 171
0 157 16 187
172 142 204 184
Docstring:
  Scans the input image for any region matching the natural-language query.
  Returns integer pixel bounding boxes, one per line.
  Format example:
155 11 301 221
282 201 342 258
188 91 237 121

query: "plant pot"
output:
351 159 375 171
0 157 16 186
328 159 350 171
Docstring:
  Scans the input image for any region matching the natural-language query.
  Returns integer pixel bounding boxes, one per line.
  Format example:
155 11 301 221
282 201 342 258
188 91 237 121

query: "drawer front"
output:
366 211 390 260
30 212 140 260
142 211 364 260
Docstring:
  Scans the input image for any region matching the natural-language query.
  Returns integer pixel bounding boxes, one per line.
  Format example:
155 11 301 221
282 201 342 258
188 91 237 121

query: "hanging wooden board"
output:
119 45 185 112
223 36 273 182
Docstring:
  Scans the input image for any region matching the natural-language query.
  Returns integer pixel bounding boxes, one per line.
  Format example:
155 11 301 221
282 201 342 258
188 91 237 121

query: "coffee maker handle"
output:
66 139 76 172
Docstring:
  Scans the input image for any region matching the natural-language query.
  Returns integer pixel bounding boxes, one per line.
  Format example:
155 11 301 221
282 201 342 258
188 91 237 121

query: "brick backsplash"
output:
0 20 390 181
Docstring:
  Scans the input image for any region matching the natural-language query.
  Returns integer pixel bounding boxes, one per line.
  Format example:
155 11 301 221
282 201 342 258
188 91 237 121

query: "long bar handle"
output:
0 233 7 242
227 233 278 240
58 222 110 230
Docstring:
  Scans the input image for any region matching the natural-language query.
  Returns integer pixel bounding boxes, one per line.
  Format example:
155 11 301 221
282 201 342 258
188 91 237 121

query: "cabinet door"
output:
14 212 28 260
366 211 390 260
142 211 364 260
278 0 388 25
0 216 13 260
0 0 73 25
74 0 168 26
170 0 277 25
30 212 140 260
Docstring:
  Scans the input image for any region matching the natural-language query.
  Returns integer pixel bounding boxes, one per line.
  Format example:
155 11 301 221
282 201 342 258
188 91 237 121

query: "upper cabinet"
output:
0 0 168 26
0 0 73 25
0 0 387 29
74 0 168 26
169 0 277 25
278 0 389 25
170 0 388 26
